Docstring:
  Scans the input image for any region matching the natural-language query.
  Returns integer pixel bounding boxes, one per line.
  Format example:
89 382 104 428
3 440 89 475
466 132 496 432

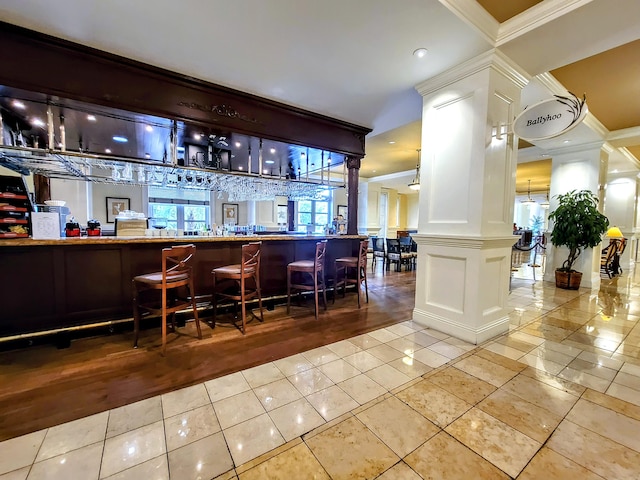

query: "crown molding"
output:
438 0 499 45
415 49 529 97
496 0 595 46
607 126 640 148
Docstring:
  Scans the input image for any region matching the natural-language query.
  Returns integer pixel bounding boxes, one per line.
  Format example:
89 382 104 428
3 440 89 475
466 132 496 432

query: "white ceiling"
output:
1 0 639 186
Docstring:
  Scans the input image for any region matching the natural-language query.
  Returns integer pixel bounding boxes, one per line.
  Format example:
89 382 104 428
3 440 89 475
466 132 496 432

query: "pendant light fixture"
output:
408 148 421 191
521 179 536 204
540 185 550 208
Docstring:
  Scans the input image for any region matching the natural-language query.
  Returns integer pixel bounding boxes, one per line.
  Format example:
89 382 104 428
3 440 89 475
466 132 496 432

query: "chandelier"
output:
408 149 421 191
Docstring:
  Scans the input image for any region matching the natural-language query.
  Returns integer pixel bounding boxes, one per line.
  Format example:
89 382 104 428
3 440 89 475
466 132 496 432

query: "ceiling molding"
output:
496 0 595 46
617 147 640 171
367 169 415 183
607 126 640 148
438 0 499 45
416 49 529 97
545 139 606 157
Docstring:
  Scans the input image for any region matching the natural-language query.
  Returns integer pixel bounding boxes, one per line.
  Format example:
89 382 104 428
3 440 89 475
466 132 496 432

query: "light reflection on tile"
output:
164 404 221 452
272 354 314 376
213 390 265 430
36 412 108 462
317 359 361 383
338 374 387 405
306 385 359 421
107 397 162 439
252 378 302 412
325 340 362 357
301 346 340 367
267 398 325 442
168 432 233 479
241 363 285 389
204 372 251 403
28 442 103 480
367 328 400 343
161 384 210 419
223 414 284 467
387 356 432 379
412 347 450 368
342 350 384 372
558 367 611 392
102 455 168 480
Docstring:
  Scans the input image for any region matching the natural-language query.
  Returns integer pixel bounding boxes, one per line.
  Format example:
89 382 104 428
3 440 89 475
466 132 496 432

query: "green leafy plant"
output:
547 189 609 272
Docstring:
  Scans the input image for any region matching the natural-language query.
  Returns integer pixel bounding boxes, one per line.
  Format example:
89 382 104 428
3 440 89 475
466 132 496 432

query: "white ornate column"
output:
412 50 528 344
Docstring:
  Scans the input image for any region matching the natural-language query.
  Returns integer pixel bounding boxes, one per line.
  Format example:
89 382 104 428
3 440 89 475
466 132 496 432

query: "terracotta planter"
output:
555 270 583 290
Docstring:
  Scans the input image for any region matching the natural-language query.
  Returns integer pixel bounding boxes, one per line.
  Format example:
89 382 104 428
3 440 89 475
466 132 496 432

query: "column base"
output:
412 307 510 345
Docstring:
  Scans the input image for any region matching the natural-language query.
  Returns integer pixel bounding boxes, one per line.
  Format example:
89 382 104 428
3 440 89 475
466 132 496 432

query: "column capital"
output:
346 156 362 170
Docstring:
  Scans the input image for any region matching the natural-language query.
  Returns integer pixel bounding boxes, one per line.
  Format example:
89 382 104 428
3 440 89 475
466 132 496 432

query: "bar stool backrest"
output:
358 240 368 269
242 241 262 275
315 240 327 273
162 244 196 285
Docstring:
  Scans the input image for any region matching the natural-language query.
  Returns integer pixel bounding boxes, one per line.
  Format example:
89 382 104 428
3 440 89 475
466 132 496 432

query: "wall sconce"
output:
493 121 510 140
408 148 421 191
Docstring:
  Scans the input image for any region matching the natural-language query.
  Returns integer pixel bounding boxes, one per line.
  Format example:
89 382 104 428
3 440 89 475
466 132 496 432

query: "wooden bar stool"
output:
132 244 202 355
212 241 264 334
287 240 327 321
334 239 369 308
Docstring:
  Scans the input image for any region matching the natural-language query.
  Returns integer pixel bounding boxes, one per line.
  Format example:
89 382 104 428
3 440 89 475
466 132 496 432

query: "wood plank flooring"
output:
0 266 415 441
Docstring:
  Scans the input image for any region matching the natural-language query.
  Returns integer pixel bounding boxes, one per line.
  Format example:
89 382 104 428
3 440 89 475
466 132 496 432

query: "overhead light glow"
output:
193 133 202 141
105 148 112 154
87 115 97 122
270 148 276 154
265 160 275 164
12 100 26 110
145 153 151 159
145 125 153 132
112 136 128 143
235 142 242 148
388 141 395 144
413 48 428 58
31 118 45 127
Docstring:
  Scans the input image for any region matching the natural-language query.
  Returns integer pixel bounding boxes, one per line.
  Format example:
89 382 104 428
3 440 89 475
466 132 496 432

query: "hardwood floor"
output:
0 265 416 441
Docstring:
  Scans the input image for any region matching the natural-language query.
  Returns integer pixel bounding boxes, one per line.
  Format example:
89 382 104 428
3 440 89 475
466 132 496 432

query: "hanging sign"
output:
513 93 588 142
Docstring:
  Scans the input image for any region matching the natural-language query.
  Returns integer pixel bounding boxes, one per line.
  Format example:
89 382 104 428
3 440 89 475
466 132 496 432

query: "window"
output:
297 194 330 233
148 186 210 231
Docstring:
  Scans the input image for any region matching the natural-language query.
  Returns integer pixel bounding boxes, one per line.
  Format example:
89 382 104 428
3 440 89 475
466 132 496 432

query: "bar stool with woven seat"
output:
212 241 264 334
287 240 327 321
132 244 202 354
334 239 369 308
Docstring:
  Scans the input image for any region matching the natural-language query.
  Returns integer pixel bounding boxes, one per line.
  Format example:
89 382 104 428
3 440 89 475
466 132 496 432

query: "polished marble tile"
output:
367 328 400 343
558 366 611 392
253 378 303 412
412 347 450 368
395 379 471 428
605 382 640 406
318 359 361 383
474 348 527 372
494 335 538 353
366 344 406 363
0 467 29 480
161 384 210 419
387 356 432 379
100 421 166 479
518 447 605 480
168 432 233 479
242 363 286 388
0 429 46 475
445 407 541 478
509 331 545 346
421 328 450 340
356 396 439 457
482 342 524 360
36 411 108 462
288 368 334 396
548 420 640 480
107 397 162 439
566 398 640 452
205 372 252 403
567 357 618 380
376 461 421 480
341 350 384 372
454 354 518 387
519 352 565 375
620 361 640 377
519 366 587 396
164 404 221 451
223 414 284 467
267 398 325 442
28 442 103 480
337 374 386 405
102 455 168 480
306 385 359 421
401 331 441 347
325 339 362 357
385 337 423 356
428 367 496 404
301 346 340 367
346 333 382 350
405 431 509 480
428 340 468 359
582 388 640 421
238 443 329 480
529 345 576 366
272 354 314 376
364 364 411 390
478 388 561 443
613 371 640 391
213 390 265 430
305 416 398 480
567 331 621 352
385 323 417 337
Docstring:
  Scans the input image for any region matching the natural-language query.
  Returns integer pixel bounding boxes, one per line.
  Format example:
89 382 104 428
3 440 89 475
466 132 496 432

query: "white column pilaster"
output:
412 50 528 344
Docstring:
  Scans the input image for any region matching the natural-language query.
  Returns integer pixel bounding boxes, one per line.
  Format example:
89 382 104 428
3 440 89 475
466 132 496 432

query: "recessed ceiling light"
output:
613 169 618 173
372 170 376 173
112 136 128 143
32 118 45 127
235 142 242 148
388 141 395 144
105 148 112 154
413 48 428 58
263 169 269 174
145 125 153 132
563 140 570 144
270 148 276 154
238 166 243 170
193 133 202 141
145 153 151 159
12 100 26 109
265 160 275 164
87 115 97 122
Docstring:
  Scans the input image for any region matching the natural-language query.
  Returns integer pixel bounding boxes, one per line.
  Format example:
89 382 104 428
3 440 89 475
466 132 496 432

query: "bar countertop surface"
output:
0 234 365 247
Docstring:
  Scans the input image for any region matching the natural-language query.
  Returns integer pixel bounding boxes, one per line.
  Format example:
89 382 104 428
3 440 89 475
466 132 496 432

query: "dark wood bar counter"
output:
0 235 364 339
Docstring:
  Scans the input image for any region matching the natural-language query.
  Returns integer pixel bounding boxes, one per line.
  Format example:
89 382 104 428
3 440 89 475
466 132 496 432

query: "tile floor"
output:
2 273 640 479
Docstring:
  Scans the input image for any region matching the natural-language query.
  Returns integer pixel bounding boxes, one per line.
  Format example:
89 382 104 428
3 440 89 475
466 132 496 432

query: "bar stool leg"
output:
363 266 369 303
287 267 292 314
255 273 264 322
161 287 167 355
321 270 327 311
240 275 246 334
356 266 361 308
313 271 319 321
211 273 217 327
189 277 202 339
132 280 140 348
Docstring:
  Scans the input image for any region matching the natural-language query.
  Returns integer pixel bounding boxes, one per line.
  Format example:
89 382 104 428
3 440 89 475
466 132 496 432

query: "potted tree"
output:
548 189 609 289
